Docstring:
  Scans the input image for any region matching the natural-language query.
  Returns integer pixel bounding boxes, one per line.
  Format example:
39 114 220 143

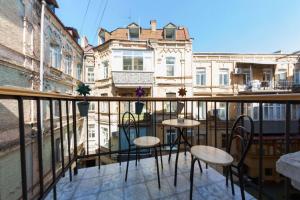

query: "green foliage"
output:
76 83 91 97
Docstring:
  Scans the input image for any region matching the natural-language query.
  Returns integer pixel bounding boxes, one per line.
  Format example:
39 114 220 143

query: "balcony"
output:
112 71 154 88
0 87 300 200
45 153 254 200
239 80 296 94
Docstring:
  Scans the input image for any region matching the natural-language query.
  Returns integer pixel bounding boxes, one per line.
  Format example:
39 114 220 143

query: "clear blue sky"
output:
56 0 300 53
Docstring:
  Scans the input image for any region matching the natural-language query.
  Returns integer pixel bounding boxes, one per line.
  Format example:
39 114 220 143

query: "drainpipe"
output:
39 0 46 132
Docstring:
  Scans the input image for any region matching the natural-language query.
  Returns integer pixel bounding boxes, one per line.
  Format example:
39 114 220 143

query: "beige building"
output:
0 0 85 199
83 21 300 182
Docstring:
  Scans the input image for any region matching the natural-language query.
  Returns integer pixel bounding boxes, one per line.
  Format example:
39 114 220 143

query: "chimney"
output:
81 36 88 48
150 20 157 31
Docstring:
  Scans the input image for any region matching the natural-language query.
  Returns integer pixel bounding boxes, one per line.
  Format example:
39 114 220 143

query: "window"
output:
101 127 109 147
294 69 300 84
103 61 108 79
54 100 60 117
64 55 72 75
263 69 272 82
87 67 94 82
196 102 206 120
164 93 177 113
219 68 229 86
129 28 139 40
100 93 108 113
123 51 143 71
277 69 287 80
89 102 95 112
196 68 206 85
77 64 82 80
218 103 226 120
50 44 61 68
246 103 259 121
165 129 177 149
55 138 61 163
263 104 285 120
88 124 95 139
165 28 176 40
166 57 175 76
291 104 300 120
242 68 251 85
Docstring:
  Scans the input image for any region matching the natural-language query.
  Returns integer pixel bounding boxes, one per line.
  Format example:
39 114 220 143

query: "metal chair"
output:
122 111 163 188
226 115 254 200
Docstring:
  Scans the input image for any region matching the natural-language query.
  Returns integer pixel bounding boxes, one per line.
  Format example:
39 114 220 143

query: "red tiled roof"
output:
100 24 190 42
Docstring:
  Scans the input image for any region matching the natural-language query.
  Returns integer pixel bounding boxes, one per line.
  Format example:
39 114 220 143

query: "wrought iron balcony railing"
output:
0 86 299 200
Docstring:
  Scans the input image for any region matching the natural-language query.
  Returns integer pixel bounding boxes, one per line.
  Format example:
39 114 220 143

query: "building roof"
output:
98 22 190 42
45 0 59 8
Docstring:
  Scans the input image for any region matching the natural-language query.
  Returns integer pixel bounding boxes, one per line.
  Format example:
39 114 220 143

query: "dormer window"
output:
165 28 175 40
164 23 177 40
127 23 140 40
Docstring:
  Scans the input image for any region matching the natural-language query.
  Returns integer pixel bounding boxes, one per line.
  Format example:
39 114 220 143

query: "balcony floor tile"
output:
46 152 256 200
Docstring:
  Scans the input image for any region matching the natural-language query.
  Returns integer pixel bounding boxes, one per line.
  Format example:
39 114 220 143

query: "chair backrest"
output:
121 111 139 146
227 115 254 168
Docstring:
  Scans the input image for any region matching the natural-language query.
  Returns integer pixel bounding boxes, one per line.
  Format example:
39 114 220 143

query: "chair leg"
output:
190 158 197 200
154 147 161 189
229 167 235 195
197 160 203 173
225 166 229 187
159 144 163 170
125 149 130 182
168 136 179 163
184 130 187 156
174 135 181 186
135 147 138 166
238 168 245 200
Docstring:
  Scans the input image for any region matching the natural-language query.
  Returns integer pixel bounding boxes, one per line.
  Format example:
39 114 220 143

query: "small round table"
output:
162 119 201 186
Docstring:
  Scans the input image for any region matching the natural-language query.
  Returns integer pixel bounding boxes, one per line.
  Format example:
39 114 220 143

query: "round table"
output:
162 119 201 186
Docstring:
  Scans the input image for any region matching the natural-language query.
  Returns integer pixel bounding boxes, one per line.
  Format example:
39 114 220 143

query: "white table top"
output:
162 119 200 128
191 145 234 166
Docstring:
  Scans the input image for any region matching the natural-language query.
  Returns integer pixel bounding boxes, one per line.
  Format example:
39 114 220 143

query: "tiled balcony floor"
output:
46 152 256 200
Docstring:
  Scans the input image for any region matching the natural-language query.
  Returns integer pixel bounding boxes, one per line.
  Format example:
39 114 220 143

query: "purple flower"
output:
136 86 145 98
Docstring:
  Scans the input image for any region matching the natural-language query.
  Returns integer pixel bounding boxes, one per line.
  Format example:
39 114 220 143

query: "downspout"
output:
39 0 46 132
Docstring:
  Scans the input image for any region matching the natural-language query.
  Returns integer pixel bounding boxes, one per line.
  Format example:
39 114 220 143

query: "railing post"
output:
36 98 44 197
197 101 200 145
99 100 102 168
108 101 111 158
72 100 78 175
226 101 229 148
86 109 89 155
214 101 217 147
258 102 263 200
205 101 208 169
17 97 28 200
284 102 291 199
66 100 72 181
58 100 65 176
49 99 57 200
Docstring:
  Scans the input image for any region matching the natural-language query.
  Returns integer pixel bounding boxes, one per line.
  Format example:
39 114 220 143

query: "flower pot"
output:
77 101 90 117
135 102 144 115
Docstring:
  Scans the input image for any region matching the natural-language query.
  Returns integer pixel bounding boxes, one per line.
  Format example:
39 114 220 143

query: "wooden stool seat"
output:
134 136 160 148
191 145 233 166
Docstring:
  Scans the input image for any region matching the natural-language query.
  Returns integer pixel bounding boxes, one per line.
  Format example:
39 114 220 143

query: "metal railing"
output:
0 87 300 200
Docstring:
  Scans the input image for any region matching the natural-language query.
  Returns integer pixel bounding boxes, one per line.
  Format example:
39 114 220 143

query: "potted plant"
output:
76 83 91 117
135 86 145 115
